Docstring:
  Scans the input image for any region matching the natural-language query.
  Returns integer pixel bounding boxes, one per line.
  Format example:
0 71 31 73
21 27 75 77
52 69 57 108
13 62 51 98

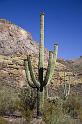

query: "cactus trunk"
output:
39 13 44 69
39 13 44 92
37 89 44 117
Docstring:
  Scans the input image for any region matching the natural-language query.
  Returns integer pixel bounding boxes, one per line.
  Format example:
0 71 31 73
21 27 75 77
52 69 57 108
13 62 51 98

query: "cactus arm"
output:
24 60 36 88
48 43 58 80
43 51 53 86
53 43 58 60
27 55 40 88
68 75 71 95
47 43 58 84
44 43 58 85
63 71 71 99
68 83 70 96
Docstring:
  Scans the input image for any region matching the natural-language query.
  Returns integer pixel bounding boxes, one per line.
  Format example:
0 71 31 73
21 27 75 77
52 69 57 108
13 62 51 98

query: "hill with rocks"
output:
0 18 82 96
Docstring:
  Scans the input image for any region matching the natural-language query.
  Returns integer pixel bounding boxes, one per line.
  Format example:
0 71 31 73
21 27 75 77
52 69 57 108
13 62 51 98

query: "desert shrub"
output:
78 107 82 123
0 85 37 122
0 117 9 124
43 99 62 124
62 94 82 119
0 85 19 115
43 98 81 124
18 86 37 122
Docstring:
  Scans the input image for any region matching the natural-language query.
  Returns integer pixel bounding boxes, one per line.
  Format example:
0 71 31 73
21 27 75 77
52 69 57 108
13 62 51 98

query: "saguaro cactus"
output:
24 12 58 117
63 71 71 99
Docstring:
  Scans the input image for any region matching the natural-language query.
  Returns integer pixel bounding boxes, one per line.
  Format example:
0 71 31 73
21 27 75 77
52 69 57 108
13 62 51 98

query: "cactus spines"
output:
24 13 58 117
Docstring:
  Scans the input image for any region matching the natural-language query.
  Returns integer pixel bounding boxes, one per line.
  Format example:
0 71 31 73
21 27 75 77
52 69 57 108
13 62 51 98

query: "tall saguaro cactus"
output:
24 12 58 117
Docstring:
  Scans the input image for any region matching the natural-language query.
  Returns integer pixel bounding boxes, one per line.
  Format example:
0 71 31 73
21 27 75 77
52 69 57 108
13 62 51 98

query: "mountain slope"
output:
0 18 81 89
0 18 39 55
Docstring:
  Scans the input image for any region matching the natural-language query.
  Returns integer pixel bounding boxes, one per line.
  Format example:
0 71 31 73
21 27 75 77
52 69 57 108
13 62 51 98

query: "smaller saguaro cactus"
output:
24 12 58 117
63 71 71 99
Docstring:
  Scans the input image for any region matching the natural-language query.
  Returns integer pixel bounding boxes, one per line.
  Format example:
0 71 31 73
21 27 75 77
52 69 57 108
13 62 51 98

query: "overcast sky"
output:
0 0 82 59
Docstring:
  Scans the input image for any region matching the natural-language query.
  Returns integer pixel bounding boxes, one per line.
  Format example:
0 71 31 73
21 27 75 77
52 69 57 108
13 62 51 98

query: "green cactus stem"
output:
63 71 71 99
39 12 44 69
43 51 53 86
44 43 58 85
27 55 40 88
39 13 44 92
47 43 58 84
37 89 44 117
24 60 36 88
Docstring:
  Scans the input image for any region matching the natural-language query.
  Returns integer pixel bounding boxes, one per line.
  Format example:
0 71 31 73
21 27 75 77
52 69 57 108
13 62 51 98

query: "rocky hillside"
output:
0 18 81 90
0 18 40 87
72 56 82 82
0 18 39 55
73 56 82 74
58 57 82 81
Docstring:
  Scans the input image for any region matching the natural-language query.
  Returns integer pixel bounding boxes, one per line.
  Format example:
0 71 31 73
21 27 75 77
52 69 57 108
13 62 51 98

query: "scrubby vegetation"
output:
18 86 82 124
0 85 19 116
0 84 82 124
0 117 9 124
18 86 36 123
43 98 81 124
62 93 82 122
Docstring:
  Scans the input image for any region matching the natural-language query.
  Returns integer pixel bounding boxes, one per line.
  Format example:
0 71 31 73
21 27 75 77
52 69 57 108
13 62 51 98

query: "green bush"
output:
43 98 81 124
0 85 37 123
0 85 19 115
62 94 82 119
1 85 81 124
0 117 9 124
18 86 37 123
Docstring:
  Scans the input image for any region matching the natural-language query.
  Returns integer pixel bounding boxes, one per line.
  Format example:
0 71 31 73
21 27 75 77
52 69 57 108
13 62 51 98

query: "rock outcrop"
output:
0 18 40 55
0 18 48 87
